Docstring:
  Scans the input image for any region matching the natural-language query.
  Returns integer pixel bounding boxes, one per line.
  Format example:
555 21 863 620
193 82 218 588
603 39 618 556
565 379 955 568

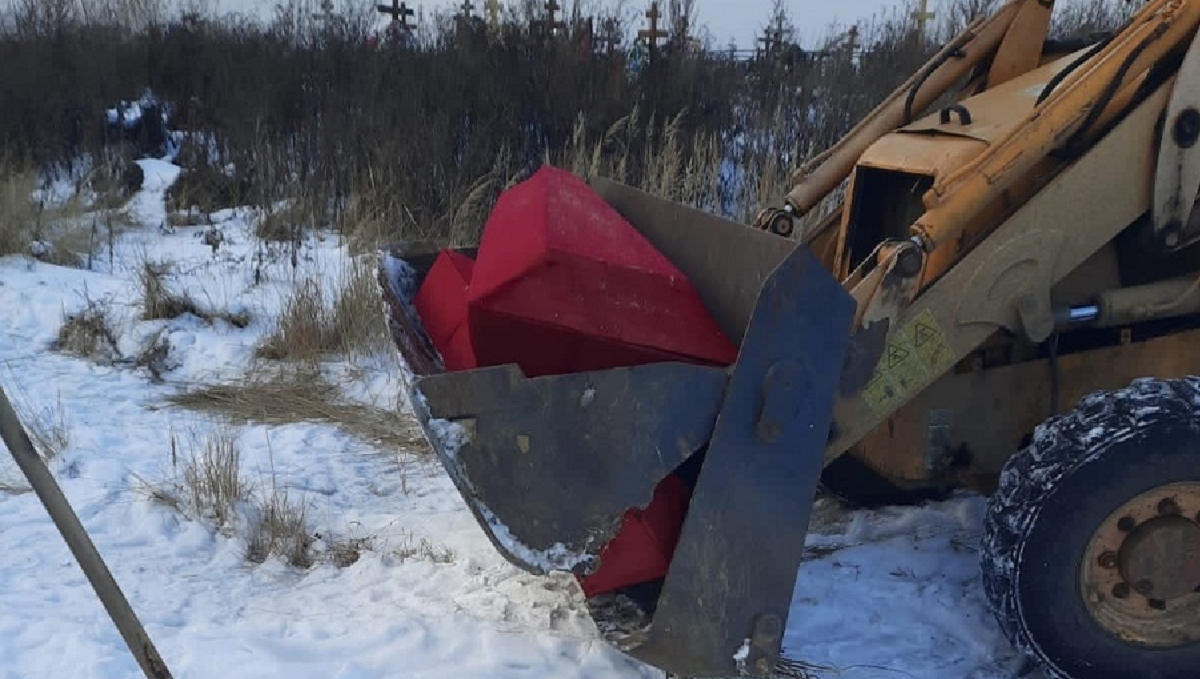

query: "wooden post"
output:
637 1 668 57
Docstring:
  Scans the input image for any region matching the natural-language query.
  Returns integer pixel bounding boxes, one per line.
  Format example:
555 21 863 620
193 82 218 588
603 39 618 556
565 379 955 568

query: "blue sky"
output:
213 0 913 50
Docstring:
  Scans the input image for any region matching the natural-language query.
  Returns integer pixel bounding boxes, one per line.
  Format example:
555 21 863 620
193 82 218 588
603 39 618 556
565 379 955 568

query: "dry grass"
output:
254 255 391 364
336 191 413 254
165 163 246 215
53 296 123 364
137 258 252 327
0 170 49 256
143 422 379 569
0 168 100 267
393 533 456 565
245 480 314 568
555 107 792 226
0 367 72 493
163 425 249 529
323 533 376 568
254 201 309 243
2 378 71 465
163 364 427 454
138 259 205 321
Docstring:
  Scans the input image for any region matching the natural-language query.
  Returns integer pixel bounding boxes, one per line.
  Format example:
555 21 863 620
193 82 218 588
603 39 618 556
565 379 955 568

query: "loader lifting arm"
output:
381 1 1200 678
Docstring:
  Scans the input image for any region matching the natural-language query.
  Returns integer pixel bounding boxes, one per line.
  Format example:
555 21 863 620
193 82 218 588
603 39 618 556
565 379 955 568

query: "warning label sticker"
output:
861 309 954 417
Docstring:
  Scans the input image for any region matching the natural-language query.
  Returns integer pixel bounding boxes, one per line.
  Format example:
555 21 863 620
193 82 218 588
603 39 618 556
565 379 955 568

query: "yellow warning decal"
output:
861 308 954 417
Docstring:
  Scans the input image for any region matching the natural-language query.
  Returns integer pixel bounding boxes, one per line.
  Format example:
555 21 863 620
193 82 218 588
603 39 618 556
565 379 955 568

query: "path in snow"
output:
0 158 1034 679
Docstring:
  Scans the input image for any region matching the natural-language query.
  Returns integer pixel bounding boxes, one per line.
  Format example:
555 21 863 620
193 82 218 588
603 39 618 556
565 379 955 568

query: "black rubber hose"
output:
1036 34 1114 106
903 32 974 124
1063 26 1165 154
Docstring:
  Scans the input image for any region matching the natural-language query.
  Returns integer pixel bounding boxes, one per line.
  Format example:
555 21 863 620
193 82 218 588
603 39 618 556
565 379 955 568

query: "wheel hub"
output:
1079 481 1200 648
1119 515 1200 601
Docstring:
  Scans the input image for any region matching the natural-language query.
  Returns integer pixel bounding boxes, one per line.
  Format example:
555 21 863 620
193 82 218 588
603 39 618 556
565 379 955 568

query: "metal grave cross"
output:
637 1 668 53
532 0 566 37
758 27 782 58
599 16 621 54
377 0 415 29
911 0 935 40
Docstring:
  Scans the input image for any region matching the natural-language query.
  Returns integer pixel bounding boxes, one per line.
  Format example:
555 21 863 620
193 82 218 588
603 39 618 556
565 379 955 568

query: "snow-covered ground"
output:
0 158 1032 678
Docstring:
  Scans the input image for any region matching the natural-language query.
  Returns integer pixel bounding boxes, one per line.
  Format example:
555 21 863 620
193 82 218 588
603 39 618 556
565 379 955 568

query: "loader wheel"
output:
981 377 1200 679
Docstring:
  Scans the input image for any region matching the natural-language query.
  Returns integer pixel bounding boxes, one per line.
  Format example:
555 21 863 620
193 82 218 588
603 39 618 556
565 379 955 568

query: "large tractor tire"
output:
981 377 1200 679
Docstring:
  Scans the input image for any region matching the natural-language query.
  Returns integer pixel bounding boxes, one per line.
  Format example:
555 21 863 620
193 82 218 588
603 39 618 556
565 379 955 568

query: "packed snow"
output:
0 158 1035 678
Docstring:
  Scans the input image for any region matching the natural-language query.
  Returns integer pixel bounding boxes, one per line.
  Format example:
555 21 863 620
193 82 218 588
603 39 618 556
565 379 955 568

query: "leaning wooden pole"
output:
0 384 174 679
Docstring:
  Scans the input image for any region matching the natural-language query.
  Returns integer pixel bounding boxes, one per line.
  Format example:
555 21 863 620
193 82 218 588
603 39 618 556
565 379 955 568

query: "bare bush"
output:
139 259 204 320
321 532 375 568
171 424 248 528
137 258 251 327
166 164 248 216
245 481 314 568
394 533 456 564
54 297 123 364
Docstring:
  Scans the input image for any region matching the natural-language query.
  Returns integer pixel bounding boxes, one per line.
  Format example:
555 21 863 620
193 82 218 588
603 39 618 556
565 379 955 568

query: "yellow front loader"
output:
380 2 1200 677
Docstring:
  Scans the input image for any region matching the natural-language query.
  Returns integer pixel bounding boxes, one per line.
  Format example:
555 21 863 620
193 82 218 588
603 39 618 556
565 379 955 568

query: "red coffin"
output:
576 472 691 598
465 165 738 378
412 165 739 599
412 249 477 372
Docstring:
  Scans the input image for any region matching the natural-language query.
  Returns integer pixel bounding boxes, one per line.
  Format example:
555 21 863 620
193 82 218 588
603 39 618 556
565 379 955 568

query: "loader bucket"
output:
379 177 855 678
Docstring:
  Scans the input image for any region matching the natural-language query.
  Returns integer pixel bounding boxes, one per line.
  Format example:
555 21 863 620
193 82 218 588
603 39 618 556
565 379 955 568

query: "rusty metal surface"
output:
824 78 1173 465
848 327 1200 491
899 46 1082 144
625 226 855 678
782 1 1023 215
984 0 1055 87
1079 481 1200 648
410 362 729 574
916 1 1200 254
378 248 446 377
392 190 856 677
